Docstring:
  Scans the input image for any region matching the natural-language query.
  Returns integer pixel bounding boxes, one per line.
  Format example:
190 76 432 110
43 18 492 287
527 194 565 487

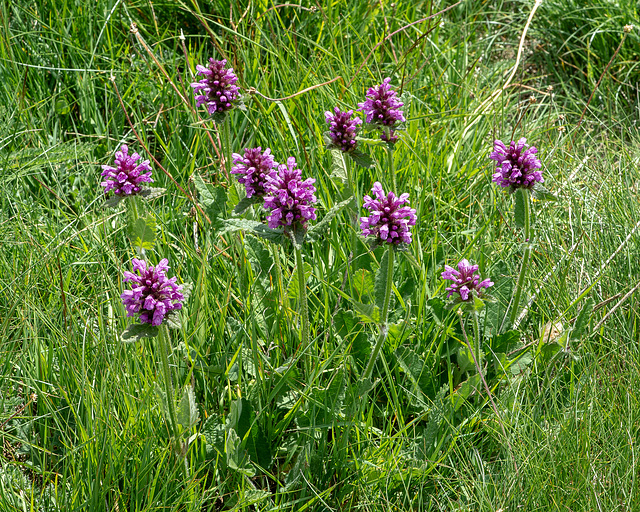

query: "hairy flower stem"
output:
343 153 359 291
472 311 482 372
158 325 189 479
387 144 396 193
363 246 395 382
295 247 310 356
222 115 233 179
510 190 531 326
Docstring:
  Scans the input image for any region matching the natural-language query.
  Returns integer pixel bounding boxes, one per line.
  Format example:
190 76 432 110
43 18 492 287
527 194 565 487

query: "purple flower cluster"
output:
101 145 153 196
324 107 362 152
121 258 184 326
441 259 493 302
490 138 543 192
191 59 240 116
358 78 405 144
263 157 317 230
360 182 417 245
232 147 277 198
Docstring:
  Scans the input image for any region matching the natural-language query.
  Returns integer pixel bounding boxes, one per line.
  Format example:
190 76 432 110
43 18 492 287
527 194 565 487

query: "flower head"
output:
232 147 277 198
489 138 543 192
360 182 417 245
101 144 153 196
191 59 240 116
324 107 362 152
121 258 184 326
263 157 317 230
441 259 493 302
358 78 405 143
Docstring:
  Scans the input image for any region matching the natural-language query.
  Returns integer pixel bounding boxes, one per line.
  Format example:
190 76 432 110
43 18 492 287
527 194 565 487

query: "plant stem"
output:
386 143 396 193
510 189 531 326
222 115 233 180
363 246 395 382
472 311 482 372
158 324 189 478
295 247 310 349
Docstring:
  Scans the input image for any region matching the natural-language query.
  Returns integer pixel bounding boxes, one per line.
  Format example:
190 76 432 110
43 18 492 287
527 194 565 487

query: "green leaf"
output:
225 428 254 476
532 182 557 201
489 329 521 353
104 194 124 208
330 149 348 181
192 174 227 219
211 111 227 124
509 351 533 375
348 149 375 169
220 218 286 245
484 261 512 335
451 373 481 411
514 188 526 228
54 98 70 115
456 344 478 373
286 261 312 301
307 197 353 241
139 187 166 200
234 195 263 215
177 386 199 433
352 301 380 324
121 323 158 343
571 297 594 340
128 215 156 250
164 311 182 330
374 250 391 312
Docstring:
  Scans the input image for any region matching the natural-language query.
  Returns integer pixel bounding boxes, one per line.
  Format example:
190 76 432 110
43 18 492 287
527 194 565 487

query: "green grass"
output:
1 0 640 510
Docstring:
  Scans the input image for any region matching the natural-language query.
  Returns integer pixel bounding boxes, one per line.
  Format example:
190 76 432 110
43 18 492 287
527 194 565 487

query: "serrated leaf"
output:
165 311 182 330
226 428 254 476
514 188 526 228
571 297 594 340
509 351 533 375
121 323 158 343
352 301 380 324
374 250 391 312
307 197 353 240
348 149 375 169
139 187 166 200
128 215 156 250
177 386 199 433
193 174 227 219
220 218 286 245
234 195 263 215
330 149 348 181
532 182 557 201
104 194 124 208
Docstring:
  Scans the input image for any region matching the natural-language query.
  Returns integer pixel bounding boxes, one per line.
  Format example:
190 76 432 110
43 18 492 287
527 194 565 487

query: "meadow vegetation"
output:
1 0 640 510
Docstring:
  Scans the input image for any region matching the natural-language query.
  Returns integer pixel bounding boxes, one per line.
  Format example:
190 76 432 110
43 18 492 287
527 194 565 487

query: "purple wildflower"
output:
358 78 405 143
441 259 493 302
324 107 362 152
263 157 317 230
191 59 240 116
489 138 543 192
121 258 184 327
101 144 153 196
232 147 277 198
360 182 417 245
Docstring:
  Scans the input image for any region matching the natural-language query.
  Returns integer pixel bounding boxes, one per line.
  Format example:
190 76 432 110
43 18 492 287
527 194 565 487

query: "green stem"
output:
158 325 189 478
222 115 232 180
386 143 396 193
295 247 310 348
363 246 395 382
472 311 482 372
510 189 531 326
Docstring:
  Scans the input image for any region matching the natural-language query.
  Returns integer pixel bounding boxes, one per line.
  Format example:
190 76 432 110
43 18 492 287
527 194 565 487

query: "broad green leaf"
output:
509 351 533 375
330 149 348 181
451 373 481 411
532 182 557 201
177 386 199 433
225 428 254 476
348 149 375 169
164 310 182 330
514 188 526 228
220 218 286 245
307 197 353 241
121 323 158 343
489 329 521 353
139 187 166 200
286 261 312 301
192 174 227 219
128 215 156 250
352 301 380 324
234 195 263 215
